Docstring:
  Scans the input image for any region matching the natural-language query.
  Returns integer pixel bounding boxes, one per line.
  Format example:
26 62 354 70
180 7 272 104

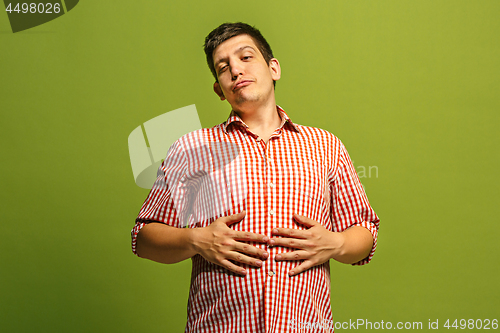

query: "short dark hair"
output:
204 22 274 83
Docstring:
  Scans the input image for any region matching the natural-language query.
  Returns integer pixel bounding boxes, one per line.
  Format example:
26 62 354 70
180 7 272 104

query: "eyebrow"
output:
214 45 257 67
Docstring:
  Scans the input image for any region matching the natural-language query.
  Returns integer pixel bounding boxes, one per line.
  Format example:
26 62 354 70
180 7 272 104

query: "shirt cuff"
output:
350 220 379 266
131 221 146 256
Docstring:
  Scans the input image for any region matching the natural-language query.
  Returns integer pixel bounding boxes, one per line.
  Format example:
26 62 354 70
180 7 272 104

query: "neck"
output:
232 98 281 141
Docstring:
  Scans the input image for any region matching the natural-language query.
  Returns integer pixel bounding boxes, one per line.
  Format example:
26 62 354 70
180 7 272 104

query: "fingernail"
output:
262 252 269 258
269 239 275 245
255 260 262 267
241 269 247 275
272 228 278 233
289 270 294 276
263 236 269 242
275 254 282 260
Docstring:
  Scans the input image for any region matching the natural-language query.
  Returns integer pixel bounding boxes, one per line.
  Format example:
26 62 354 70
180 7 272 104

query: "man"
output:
131 22 379 332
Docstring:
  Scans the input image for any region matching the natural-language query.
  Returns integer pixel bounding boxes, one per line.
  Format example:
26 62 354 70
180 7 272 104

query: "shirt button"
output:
268 270 275 276
269 210 274 215
269 183 274 188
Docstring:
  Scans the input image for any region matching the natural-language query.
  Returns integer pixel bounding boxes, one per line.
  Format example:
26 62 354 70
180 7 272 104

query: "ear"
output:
213 82 226 100
268 58 281 82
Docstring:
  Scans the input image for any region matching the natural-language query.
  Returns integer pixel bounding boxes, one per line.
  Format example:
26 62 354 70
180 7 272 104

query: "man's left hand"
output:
269 214 344 276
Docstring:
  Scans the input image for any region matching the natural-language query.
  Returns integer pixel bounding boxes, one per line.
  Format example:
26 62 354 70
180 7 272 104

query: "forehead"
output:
213 34 260 63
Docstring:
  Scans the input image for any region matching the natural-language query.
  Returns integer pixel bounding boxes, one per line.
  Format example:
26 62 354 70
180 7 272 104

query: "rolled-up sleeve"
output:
131 140 188 256
330 141 380 265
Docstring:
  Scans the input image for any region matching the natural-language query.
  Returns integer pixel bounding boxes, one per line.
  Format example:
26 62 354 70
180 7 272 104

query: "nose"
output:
229 60 243 80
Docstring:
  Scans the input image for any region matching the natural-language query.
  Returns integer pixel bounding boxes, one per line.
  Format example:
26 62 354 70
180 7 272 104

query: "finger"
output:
270 227 309 239
288 260 315 276
234 242 269 260
220 259 247 276
269 237 307 249
233 230 269 244
221 211 246 227
226 250 263 268
274 250 309 261
292 214 319 227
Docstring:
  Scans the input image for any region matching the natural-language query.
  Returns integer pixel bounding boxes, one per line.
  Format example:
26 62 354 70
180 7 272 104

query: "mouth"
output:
232 80 252 91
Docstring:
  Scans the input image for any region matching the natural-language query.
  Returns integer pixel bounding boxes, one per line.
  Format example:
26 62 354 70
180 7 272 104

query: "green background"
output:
1 0 498 331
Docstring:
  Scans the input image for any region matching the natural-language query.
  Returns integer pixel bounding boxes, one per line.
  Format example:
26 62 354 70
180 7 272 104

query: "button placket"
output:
265 140 278 277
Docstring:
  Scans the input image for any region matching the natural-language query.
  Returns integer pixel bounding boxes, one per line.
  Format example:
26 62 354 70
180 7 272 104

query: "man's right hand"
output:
191 211 269 275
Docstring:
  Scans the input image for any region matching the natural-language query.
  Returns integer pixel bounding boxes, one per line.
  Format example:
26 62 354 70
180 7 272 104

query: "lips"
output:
232 80 253 91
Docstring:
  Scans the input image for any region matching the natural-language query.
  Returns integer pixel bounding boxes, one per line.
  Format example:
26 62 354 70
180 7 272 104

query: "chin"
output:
235 93 261 105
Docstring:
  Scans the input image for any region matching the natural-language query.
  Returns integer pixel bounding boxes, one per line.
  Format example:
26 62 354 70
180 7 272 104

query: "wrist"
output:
329 231 346 260
188 227 204 255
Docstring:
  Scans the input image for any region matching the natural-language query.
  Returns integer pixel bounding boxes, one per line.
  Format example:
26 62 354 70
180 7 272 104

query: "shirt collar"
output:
223 105 300 134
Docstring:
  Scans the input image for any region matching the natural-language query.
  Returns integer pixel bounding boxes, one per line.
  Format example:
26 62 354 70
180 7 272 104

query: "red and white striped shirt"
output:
132 106 379 333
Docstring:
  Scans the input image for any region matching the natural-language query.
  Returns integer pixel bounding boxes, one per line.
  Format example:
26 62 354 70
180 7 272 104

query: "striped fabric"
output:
131 106 379 333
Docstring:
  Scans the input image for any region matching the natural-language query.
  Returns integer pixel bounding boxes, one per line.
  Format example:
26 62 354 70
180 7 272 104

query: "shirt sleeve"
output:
131 139 188 256
330 141 380 265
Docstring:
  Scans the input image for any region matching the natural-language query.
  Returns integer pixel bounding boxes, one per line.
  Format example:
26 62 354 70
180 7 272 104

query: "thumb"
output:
224 211 246 227
292 214 317 227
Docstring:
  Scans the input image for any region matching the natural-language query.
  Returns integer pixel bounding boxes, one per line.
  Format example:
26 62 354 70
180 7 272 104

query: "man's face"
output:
212 34 280 110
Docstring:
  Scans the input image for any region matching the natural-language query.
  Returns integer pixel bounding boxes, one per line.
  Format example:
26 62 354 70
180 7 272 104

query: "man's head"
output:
204 23 280 110
204 22 275 85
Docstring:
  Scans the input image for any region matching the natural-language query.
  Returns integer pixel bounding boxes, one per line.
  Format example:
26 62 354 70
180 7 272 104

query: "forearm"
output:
331 225 374 264
135 212 269 274
135 223 198 264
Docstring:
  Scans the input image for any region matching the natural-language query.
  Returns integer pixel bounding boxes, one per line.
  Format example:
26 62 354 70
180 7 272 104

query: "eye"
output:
218 65 228 74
